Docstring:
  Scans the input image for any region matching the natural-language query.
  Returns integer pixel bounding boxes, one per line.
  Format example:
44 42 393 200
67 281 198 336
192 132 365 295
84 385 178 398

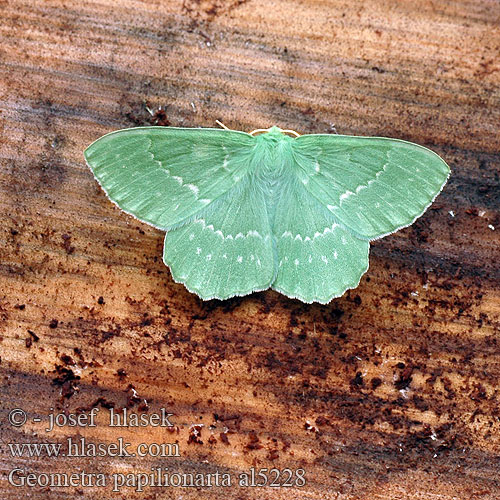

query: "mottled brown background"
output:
0 0 499 498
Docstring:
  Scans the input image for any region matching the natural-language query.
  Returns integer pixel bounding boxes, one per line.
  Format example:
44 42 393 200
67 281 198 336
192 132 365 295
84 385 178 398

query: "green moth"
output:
84 125 450 304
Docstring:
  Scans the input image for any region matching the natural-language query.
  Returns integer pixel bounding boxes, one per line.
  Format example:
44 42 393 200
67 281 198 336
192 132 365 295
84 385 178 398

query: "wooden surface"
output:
1 0 499 498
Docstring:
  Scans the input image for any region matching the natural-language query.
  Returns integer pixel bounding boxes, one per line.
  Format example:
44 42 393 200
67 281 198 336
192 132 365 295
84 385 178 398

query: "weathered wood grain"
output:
0 0 499 498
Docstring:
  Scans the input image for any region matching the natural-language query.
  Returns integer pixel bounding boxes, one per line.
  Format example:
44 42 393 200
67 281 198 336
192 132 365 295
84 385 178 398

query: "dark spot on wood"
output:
60 354 75 365
27 330 39 342
61 234 75 255
52 365 80 399
350 371 364 389
245 431 262 450
395 363 414 390
188 425 203 445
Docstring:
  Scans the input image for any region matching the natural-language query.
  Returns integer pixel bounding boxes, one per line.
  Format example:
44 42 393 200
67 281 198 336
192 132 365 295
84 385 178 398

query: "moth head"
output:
250 126 299 141
267 126 284 135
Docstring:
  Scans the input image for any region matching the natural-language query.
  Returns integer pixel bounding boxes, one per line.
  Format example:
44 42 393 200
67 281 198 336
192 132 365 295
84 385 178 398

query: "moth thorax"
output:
256 135 291 177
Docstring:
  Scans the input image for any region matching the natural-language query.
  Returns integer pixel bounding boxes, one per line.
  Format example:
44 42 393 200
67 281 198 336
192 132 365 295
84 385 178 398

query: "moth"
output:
84 125 450 304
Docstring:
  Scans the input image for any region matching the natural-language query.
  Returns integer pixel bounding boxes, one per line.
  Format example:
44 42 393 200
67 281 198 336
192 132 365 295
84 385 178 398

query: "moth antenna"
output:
282 129 301 137
249 128 270 136
215 120 230 130
143 101 154 116
249 128 301 137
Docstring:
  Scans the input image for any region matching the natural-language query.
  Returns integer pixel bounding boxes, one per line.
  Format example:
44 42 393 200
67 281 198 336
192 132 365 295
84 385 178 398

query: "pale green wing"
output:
84 127 255 230
271 176 369 304
163 177 275 300
291 135 450 240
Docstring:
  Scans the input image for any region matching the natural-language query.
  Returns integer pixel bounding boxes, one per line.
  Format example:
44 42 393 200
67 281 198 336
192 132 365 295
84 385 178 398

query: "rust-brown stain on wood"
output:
0 0 499 498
